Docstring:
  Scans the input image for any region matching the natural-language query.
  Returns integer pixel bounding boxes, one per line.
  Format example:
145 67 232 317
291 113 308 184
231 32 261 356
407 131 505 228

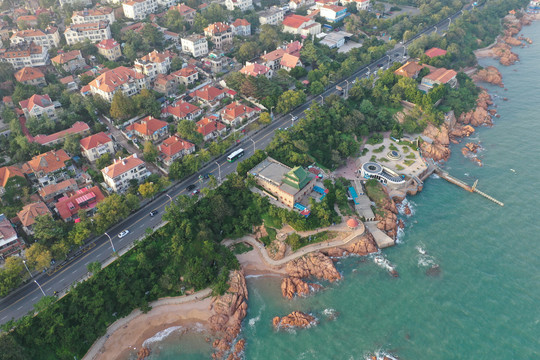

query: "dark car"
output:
203 173 210 179
186 184 196 191
149 210 158 217
377 63 384 68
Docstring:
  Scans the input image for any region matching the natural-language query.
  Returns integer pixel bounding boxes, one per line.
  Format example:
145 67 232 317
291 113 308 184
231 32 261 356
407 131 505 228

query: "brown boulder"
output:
137 347 151 360
285 252 341 282
281 277 310 299
273 311 317 329
472 66 504 87
420 142 451 162
268 240 287 261
321 232 378 258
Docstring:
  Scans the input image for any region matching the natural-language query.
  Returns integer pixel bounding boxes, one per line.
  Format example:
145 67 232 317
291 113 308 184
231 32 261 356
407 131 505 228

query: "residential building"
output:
259 6 285 25
231 18 251 36
282 15 321 36
201 51 230 73
16 15 38 28
225 0 252 11
153 74 177 96
0 42 49 69
64 21 111 45
158 135 195 166
101 154 150 192
88 66 149 101
134 49 173 81
163 30 180 43
126 116 169 141
80 132 115 162
19 94 57 121
171 65 199 86
240 63 273 78
39 178 79 202
161 101 202 121
196 116 226 141
320 5 349 22
420 68 458 91
190 85 225 108
0 166 25 195
181 34 209 58
51 50 87 72
340 0 369 11
96 38 122 61
17 201 52 235
280 53 301 71
204 22 233 50
14 66 46 86
425 47 447 58
314 0 339 8
122 0 158 20
0 214 23 258
32 121 90 147
71 7 116 24
319 30 351 48
60 75 78 91
248 157 316 208
170 3 196 24
394 61 426 79
22 149 71 186
220 101 259 127
260 48 285 70
2 96 13 108
10 27 60 48
54 186 106 222
288 0 315 11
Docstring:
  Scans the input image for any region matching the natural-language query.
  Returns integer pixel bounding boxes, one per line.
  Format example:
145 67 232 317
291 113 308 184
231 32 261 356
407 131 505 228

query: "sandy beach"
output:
235 244 287 276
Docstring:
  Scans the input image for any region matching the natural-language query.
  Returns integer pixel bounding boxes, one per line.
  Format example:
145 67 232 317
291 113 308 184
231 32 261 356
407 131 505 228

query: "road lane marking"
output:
16 306 23 311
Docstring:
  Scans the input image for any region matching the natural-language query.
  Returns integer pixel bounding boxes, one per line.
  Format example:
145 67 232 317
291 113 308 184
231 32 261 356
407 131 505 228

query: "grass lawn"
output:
373 145 386 153
370 155 377 162
395 164 404 170
378 157 389 162
231 242 253 254
404 159 415 166
262 213 282 229
365 179 387 207
402 146 409 153
406 153 416 159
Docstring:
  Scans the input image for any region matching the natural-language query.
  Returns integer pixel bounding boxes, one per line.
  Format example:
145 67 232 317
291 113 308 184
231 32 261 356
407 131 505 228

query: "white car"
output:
118 230 129 238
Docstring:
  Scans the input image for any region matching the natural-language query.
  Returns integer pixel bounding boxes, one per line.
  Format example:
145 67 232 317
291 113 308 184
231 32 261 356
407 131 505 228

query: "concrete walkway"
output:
82 288 212 360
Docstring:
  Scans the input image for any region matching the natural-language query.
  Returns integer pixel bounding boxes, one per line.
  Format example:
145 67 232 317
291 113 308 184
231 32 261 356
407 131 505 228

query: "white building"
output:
88 66 149 101
10 27 61 49
259 6 285 25
225 0 253 11
80 132 115 162
71 7 116 24
181 34 209 57
122 0 158 20
101 154 150 192
282 14 321 36
231 19 251 36
204 22 233 50
134 50 173 81
0 42 49 69
288 0 315 10
340 0 370 11
19 94 57 121
64 21 111 45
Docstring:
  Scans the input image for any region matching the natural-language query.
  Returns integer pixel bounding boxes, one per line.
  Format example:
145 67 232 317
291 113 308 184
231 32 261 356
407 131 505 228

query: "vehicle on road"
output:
118 230 129 238
227 148 244 162
192 189 200 195
149 210 158 217
186 184 196 191
377 63 384 68
203 173 210 179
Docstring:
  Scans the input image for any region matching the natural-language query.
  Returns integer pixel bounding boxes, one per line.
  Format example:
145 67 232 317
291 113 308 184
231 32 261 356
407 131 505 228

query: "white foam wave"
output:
395 227 405 244
415 245 427 255
373 254 396 273
364 351 399 360
430 173 440 179
143 326 183 347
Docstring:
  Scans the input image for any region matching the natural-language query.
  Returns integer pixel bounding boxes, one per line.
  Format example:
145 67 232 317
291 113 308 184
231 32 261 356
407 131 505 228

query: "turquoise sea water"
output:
146 22 540 360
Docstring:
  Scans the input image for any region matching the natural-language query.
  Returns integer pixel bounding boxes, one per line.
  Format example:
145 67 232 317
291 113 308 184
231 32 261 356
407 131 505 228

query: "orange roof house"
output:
280 53 301 70
22 149 71 181
220 101 260 127
32 121 90 147
51 50 82 64
0 166 25 193
190 85 225 105
424 47 447 58
14 67 46 86
17 201 51 233
161 101 202 121
80 132 113 151
196 116 226 140
158 135 195 166
240 63 273 78
38 178 78 202
394 61 426 78
88 66 147 101
126 116 169 141
101 154 149 192
420 67 458 91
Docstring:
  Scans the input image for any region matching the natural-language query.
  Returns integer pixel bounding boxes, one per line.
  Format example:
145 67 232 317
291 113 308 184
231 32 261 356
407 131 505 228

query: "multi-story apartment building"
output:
289 0 315 10
0 42 49 69
161 101 202 121
122 0 158 20
231 18 251 36
169 3 196 24
19 94 57 121
225 0 253 11
319 5 349 22
196 116 226 141
64 21 111 45
134 50 173 81
202 51 230 74
220 101 260 127
258 6 285 25
80 132 115 162
51 50 87 72
101 154 150 192
10 27 60 49
171 65 199 86
88 66 149 101
71 6 116 24
340 0 369 11
204 22 233 49
181 34 208 58
282 14 321 36
14 66 46 86
96 38 122 60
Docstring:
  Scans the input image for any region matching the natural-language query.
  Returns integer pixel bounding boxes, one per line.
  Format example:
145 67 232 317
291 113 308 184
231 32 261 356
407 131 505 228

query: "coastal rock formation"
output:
321 231 378 258
450 125 475 139
420 142 451 162
372 187 399 239
281 252 340 299
491 42 520 66
210 270 248 360
268 239 287 261
458 92 493 128
461 143 480 156
473 66 504 87
272 311 317 329
420 123 452 161
137 347 151 360
423 123 449 146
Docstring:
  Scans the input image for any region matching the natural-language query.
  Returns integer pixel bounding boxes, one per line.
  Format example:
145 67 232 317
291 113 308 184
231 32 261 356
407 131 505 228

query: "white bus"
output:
227 148 244 162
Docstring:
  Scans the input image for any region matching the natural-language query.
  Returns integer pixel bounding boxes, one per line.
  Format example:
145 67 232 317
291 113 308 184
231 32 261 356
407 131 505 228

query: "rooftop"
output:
38 178 77 198
17 201 51 227
14 67 45 82
19 94 53 111
102 154 144 178
80 132 112 151
126 116 168 136
22 149 71 175
32 121 90 146
424 47 447 58
51 50 82 65
0 166 25 188
55 186 105 221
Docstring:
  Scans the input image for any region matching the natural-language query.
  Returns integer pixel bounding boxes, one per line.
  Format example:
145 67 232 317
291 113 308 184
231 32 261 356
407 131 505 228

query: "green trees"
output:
94 194 133 233
138 181 160 198
25 243 52 271
235 42 259 63
177 119 203 144
143 141 158 162
0 257 25 297
110 91 135 120
276 90 306 114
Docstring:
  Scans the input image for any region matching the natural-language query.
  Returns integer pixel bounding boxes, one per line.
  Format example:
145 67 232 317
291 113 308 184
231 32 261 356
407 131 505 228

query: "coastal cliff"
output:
321 232 378 258
473 66 504 87
272 311 317 329
210 270 248 360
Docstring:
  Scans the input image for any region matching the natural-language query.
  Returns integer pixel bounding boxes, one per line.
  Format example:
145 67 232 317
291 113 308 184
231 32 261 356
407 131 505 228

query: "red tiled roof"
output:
285 41 303 57
162 101 201 119
280 53 300 68
19 94 53 112
282 14 311 29
204 22 230 34
262 48 285 62
80 131 112 150
170 3 196 16
14 67 44 83
52 50 82 65
59 75 75 85
89 66 144 94
38 178 77 198
191 85 224 101
0 166 24 188
232 18 250 27
96 38 120 50
424 47 447 58
102 154 144 178
424 67 457 84
240 63 271 77
221 101 257 120
17 201 51 227
32 121 90 146
22 149 71 175
126 116 168 136
158 135 194 157
173 65 198 78
55 186 105 221
196 116 225 136
322 4 346 12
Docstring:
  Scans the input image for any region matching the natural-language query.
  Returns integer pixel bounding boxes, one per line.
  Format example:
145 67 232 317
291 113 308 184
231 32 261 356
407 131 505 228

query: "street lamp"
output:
319 94 324 105
165 194 173 202
448 17 451 26
23 260 46 296
290 113 295 128
249 138 256 153
104 232 116 254
215 161 222 184
343 79 349 98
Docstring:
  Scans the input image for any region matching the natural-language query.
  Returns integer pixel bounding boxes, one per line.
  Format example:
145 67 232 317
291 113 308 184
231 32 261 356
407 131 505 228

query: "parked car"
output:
203 173 210 179
186 184 196 191
118 230 129 238
192 189 200 195
149 210 158 217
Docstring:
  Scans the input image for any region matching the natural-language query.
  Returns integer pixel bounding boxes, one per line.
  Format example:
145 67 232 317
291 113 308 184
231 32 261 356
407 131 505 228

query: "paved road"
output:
0 2 477 325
